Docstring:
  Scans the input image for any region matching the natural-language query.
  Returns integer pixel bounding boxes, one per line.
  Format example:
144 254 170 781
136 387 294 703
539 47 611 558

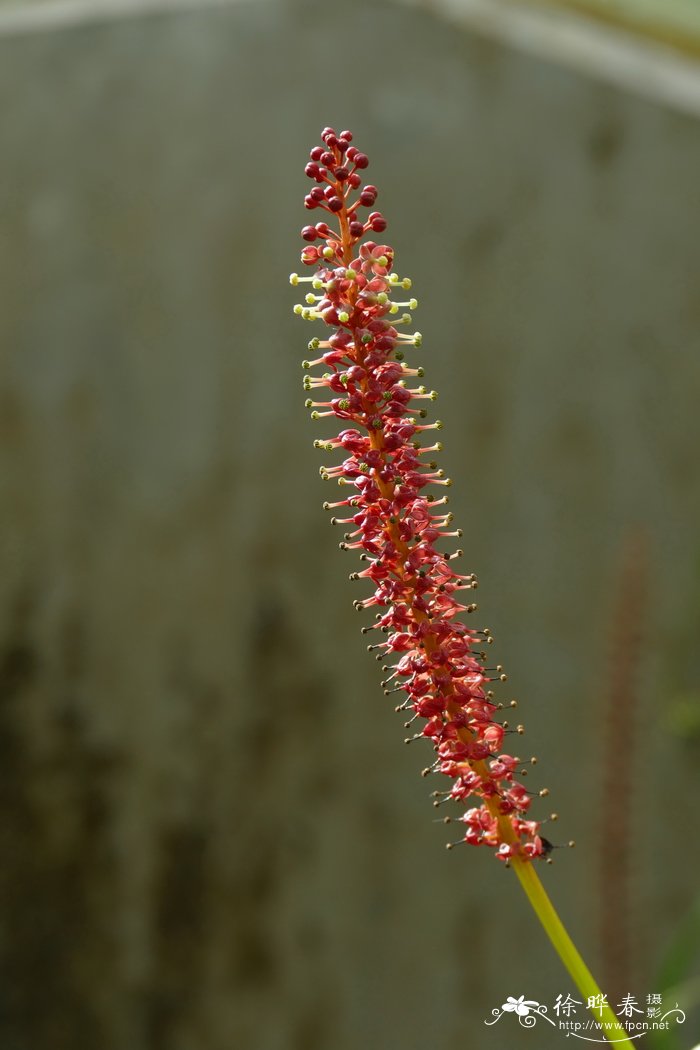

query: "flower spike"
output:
292 127 546 864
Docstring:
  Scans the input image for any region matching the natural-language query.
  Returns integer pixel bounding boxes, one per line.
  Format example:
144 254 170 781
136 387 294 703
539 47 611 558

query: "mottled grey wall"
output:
1 1 699 1049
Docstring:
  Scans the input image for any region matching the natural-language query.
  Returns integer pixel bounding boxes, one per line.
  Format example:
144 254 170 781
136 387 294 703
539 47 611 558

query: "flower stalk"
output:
513 858 634 1043
291 126 635 1048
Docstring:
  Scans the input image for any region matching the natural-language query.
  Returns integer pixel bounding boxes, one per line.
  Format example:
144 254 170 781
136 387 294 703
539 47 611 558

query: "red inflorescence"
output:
291 127 547 863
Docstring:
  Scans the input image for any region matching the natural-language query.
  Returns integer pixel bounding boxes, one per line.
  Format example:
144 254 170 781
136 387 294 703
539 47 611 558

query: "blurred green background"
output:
536 0 700 56
1 0 699 1048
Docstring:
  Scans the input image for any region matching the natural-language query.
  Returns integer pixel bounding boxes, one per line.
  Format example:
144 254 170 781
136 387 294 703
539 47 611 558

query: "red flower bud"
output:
301 245 319 265
369 211 387 232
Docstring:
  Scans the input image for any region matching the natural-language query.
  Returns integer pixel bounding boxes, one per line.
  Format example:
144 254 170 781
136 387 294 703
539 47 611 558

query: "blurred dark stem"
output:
598 529 648 1008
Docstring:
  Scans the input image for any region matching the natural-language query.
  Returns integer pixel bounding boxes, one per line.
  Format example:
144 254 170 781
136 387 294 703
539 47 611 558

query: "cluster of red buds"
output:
292 127 557 863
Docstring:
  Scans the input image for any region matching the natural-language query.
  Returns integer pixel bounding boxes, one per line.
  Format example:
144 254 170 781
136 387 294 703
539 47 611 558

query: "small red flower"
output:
292 128 547 862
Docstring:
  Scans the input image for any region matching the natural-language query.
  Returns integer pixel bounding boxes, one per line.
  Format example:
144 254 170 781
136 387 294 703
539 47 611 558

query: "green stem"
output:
512 857 636 1047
